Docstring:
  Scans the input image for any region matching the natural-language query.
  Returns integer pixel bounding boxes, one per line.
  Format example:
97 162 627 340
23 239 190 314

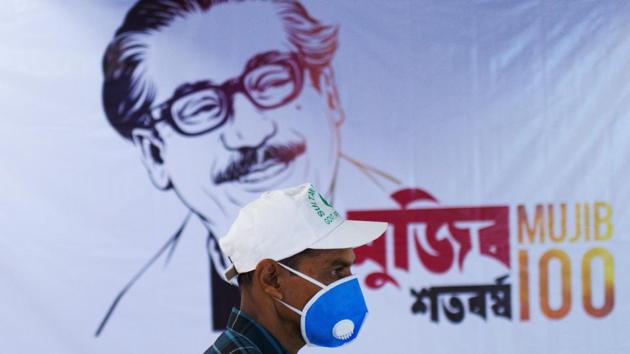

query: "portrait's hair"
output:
103 0 339 140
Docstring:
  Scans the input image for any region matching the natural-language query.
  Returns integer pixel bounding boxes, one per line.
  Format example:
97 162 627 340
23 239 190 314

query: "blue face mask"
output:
276 263 369 348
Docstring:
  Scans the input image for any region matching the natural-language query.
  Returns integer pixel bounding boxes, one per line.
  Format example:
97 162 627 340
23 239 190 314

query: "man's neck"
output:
240 296 304 354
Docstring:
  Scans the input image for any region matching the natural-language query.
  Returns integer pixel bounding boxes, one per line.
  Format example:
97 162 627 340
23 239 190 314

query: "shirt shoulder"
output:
203 329 263 354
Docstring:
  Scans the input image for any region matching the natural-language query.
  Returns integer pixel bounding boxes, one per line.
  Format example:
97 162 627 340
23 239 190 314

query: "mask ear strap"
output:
276 299 304 316
277 262 326 289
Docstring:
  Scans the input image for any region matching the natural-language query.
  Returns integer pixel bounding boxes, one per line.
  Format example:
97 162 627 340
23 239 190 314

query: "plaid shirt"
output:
204 308 289 354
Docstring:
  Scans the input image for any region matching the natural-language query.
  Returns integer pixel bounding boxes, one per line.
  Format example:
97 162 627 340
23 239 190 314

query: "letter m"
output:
518 204 545 244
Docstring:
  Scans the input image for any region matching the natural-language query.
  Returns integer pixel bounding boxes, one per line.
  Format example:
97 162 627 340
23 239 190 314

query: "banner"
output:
1 1 629 353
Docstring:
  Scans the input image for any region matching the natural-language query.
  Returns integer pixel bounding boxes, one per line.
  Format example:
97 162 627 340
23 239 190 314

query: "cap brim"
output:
310 220 387 249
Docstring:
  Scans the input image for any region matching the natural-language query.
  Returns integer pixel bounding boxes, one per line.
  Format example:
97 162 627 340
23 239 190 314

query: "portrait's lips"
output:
214 142 306 186
238 159 291 184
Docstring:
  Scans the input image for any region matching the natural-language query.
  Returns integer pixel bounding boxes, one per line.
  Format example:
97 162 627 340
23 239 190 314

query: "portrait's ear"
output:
319 66 345 126
131 128 171 190
256 259 284 300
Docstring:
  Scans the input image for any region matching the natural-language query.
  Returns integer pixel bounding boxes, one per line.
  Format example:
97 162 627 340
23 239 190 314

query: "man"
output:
98 0 399 336
206 183 386 353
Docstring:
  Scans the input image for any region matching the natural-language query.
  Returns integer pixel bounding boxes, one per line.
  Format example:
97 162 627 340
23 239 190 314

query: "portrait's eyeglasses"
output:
149 51 306 136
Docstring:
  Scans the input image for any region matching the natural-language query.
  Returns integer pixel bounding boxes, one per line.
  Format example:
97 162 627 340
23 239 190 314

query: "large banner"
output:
2 1 630 353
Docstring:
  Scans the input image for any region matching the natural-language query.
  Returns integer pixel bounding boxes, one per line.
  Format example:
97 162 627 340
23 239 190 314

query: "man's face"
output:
141 2 340 236
280 248 356 322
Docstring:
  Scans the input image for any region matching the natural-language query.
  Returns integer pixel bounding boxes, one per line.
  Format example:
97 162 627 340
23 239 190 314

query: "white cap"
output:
219 183 387 281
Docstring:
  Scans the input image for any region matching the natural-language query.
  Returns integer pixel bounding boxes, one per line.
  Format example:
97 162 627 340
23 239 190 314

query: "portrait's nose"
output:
221 93 277 150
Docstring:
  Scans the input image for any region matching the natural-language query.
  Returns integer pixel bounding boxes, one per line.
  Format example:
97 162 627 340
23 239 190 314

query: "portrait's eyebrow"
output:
171 80 218 98
245 50 285 70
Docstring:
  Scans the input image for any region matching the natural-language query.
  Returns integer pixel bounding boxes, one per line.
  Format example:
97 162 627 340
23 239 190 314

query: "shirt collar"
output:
227 307 290 354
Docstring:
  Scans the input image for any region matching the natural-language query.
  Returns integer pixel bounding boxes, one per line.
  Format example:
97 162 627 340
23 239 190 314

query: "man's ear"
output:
319 66 345 126
131 127 171 190
256 259 284 300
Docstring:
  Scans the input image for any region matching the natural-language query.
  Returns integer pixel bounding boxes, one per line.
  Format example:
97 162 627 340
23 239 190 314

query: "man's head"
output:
238 247 356 350
220 183 387 349
103 0 344 234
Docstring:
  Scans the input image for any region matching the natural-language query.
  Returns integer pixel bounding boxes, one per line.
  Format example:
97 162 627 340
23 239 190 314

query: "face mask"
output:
276 262 369 348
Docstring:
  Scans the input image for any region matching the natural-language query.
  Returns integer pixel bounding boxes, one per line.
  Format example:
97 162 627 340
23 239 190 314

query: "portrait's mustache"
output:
214 142 306 184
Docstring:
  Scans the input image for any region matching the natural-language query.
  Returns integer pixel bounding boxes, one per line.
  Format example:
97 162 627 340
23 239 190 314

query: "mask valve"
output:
332 319 355 340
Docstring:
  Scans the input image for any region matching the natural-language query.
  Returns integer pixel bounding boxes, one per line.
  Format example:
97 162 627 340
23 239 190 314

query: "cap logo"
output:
307 186 340 225
319 194 333 207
